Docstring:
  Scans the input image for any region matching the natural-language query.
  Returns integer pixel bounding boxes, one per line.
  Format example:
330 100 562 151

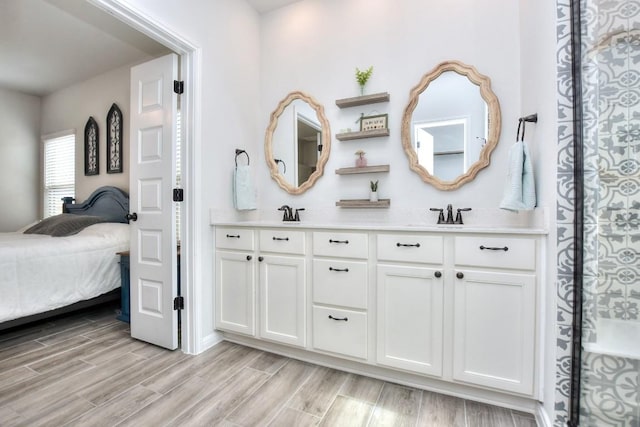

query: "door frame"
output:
89 0 202 354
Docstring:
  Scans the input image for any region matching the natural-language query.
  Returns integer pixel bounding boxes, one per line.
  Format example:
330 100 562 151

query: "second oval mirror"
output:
401 60 501 190
265 91 331 195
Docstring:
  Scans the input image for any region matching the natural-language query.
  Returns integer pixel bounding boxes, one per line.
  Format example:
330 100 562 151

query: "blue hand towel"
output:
233 165 256 211
500 141 536 211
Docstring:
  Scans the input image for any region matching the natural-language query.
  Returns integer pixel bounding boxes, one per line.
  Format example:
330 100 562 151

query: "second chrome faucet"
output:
430 204 471 225
278 205 305 222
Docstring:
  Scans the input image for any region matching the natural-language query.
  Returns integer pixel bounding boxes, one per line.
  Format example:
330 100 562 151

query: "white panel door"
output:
452 269 536 395
129 53 178 349
259 255 306 347
215 251 256 336
377 264 444 377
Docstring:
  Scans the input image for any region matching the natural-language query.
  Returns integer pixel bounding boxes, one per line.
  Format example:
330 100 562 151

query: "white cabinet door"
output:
377 264 444 377
452 269 535 395
259 255 306 347
215 251 255 336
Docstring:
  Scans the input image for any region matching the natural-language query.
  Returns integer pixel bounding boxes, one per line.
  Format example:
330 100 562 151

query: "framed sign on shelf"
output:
360 113 388 131
84 116 99 176
106 103 123 174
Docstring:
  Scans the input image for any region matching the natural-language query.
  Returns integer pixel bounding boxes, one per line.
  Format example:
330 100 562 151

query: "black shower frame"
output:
568 0 585 425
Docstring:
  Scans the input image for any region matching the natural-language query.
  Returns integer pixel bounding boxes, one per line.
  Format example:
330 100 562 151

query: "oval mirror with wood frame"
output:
265 91 331 195
401 60 501 191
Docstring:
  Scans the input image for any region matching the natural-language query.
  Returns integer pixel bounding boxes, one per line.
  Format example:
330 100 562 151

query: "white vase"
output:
369 191 378 202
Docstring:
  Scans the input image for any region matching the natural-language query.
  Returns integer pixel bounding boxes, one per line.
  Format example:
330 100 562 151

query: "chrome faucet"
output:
430 205 471 225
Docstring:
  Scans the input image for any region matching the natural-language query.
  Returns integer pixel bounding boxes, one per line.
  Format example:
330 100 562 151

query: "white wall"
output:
40 64 136 202
519 0 558 424
0 87 41 231
258 0 521 214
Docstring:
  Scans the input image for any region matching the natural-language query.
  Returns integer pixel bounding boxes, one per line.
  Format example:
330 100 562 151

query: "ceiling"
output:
0 0 299 98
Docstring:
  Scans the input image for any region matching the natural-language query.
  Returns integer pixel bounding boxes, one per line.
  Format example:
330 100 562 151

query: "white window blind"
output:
43 132 75 218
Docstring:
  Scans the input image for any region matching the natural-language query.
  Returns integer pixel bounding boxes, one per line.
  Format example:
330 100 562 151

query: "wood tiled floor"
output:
0 304 538 426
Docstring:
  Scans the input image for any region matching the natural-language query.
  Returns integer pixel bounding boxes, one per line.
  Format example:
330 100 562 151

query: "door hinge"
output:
173 296 184 310
173 80 184 94
173 188 184 202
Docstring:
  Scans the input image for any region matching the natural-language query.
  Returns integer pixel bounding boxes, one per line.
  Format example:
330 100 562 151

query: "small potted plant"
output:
370 180 379 202
355 66 373 95
355 149 367 167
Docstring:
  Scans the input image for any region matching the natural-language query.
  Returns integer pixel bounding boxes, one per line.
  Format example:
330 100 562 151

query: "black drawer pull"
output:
479 245 509 251
226 234 240 239
456 272 464 279
328 315 348 322
329 239 349 244
396 243 421 248
272 237 290 241
246 255 252 261
329 267 349 272
434 271 442 278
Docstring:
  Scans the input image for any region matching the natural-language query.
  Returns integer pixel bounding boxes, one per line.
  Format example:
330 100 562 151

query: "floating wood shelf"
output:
336 128 390 141
434 150 464 156
335 92 390 108
336 199 391 208
335 165 390 175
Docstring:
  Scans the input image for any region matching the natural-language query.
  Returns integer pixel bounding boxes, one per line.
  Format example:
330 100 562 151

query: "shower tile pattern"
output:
556 0 640 425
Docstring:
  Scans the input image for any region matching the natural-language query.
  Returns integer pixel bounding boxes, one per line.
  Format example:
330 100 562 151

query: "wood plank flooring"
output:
0 304 538 426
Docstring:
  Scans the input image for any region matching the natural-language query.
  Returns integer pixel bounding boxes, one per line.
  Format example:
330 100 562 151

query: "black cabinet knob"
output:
246 255 252 261
125 212 138 222
434 271 442 278
258 256 264 262
456 272 464 279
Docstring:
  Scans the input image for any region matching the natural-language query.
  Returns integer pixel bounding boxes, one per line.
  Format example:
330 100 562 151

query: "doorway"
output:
89 0 200 354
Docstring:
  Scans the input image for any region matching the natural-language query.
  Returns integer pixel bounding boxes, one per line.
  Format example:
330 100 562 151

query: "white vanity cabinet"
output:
312 231 369 359
452 236 537 395
212 222 545 405
376 233 445 377
214 228 256 336
258 229 306 348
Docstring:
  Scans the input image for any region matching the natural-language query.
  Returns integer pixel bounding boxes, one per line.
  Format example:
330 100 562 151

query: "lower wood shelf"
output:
336 199 390 208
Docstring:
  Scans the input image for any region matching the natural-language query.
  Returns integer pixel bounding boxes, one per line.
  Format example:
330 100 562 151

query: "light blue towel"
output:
500 141 536 211
233 165 256 211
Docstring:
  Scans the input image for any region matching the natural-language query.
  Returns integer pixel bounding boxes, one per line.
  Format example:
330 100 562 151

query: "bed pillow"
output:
23 214 107 237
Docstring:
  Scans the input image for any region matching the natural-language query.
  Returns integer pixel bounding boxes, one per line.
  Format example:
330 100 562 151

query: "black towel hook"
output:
517 114 538 142
235 149 250 167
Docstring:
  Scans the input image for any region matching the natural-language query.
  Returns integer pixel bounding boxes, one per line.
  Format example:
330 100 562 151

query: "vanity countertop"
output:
210 220 548 235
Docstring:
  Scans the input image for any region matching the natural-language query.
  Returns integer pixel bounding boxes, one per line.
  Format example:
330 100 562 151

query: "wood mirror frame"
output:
265 91 331 195
401 60 501 191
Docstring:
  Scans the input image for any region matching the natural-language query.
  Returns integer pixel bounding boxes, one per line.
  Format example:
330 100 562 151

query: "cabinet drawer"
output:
313 231 368 259
259 229 305 255
377 234 443 264
215 227 254 251
313 259 367 309
455 236 536 270
313 306 367 359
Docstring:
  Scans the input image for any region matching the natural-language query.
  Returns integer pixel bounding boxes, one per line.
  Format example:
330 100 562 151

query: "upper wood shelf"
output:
336 128 390 141
335 165 390 175
335 92 390 108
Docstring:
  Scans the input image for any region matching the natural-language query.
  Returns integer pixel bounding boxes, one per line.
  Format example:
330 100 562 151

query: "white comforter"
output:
0 223 130 323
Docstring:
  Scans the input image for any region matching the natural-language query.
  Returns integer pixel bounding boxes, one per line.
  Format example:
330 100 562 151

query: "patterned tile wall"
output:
555 0 640 426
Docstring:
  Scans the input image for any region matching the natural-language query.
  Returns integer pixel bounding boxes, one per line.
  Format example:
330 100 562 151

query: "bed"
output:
0 186 130 330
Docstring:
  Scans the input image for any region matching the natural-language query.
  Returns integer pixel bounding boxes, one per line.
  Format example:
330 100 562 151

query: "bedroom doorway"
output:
89 0 201 354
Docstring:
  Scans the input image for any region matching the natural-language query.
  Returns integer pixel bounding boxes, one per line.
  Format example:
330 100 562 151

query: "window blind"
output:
43 132 75 218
